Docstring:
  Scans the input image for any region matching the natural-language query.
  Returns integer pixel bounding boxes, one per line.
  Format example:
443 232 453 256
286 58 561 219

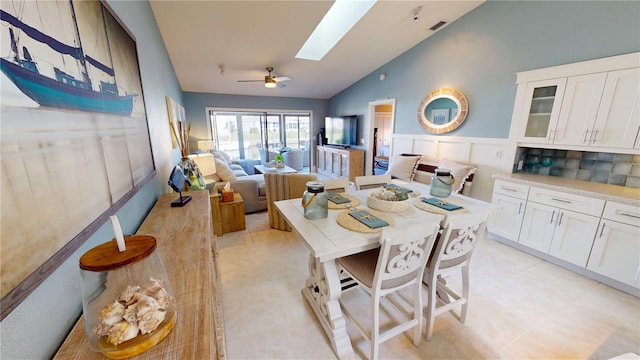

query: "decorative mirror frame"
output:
417 87 469 134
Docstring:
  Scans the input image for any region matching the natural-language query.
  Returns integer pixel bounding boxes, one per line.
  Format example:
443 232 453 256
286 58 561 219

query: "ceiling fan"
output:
238 67 291 88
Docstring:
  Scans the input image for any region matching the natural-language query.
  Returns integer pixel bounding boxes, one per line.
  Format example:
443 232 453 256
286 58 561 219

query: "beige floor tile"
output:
218 211 640 360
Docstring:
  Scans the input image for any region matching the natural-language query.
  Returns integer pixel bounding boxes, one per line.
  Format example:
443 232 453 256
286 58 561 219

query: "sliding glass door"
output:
210 110 311 161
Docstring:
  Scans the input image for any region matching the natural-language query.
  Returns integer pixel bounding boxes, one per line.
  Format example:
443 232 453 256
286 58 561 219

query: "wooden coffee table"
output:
254 164 297 174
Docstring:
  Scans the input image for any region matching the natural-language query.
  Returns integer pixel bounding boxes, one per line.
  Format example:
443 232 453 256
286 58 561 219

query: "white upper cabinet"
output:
513 52 640 151
554 73 607 145
592 68 640 148
518 79 567 144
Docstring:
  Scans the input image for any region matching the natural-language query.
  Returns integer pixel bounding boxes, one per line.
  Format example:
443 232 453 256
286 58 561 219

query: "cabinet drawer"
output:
493 179 529 200
528 186 605 217
603 201 640 226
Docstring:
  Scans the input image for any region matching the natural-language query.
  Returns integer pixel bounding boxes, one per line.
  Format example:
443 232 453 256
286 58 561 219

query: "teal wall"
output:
0 1 181 359
183 92 329 147
2 1 639 359
329 1 640 138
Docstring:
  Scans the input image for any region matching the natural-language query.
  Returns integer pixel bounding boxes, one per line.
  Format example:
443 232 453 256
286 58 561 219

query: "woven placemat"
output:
336 209 395 233
328 193 361 209
413 198 468 215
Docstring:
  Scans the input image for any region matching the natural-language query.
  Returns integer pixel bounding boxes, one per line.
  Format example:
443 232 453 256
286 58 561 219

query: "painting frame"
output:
0 0 155 319
166 96 186 150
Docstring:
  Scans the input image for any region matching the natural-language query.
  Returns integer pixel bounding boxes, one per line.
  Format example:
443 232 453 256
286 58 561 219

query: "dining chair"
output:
336 219 441 360
422 210 490 340
264 172 317 231
322 178 350 193
354 174 391 191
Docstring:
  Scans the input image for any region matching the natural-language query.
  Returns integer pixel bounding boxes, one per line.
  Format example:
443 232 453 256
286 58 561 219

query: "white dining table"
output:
274 180 491 359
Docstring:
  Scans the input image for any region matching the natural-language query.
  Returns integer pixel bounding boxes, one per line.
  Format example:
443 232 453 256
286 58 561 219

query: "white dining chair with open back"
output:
336 219 441 360
322 178 350 193
422 210 489 340
354 174 392 191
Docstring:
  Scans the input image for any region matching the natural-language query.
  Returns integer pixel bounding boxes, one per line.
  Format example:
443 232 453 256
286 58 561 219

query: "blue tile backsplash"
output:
514 148 640 189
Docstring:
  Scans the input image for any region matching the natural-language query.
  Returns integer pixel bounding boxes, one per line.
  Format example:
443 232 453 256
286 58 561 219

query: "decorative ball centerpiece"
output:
367 186 411 212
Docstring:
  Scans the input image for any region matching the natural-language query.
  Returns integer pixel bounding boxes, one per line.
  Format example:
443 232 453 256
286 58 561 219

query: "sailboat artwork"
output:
1 0 137 115
1 0 155 317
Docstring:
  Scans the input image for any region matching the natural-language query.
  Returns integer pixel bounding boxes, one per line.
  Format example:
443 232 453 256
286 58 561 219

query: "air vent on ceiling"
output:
430 21 447 31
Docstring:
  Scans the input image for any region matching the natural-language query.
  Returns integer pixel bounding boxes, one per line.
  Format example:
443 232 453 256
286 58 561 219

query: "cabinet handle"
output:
620 212 640 219
591 129 599 144
583 129 590 143
599 222 606 238
557 212 564 226
500 186 518 192
550 210 556 224
551 197 572 204
518 202 523 215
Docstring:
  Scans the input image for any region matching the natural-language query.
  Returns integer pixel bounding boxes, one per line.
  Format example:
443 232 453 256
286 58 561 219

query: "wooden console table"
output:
54 190 226 359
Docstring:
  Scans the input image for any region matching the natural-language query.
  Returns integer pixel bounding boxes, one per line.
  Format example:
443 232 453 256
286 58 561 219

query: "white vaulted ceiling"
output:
150 1 484 99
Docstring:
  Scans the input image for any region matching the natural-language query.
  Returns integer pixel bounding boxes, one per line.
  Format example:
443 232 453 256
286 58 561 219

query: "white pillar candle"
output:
110 215 126 252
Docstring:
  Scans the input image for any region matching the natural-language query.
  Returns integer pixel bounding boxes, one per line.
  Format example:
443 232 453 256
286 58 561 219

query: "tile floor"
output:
217 211 640 359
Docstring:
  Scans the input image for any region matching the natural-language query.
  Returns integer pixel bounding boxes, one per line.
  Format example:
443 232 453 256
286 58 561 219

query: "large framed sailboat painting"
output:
0 0 154 317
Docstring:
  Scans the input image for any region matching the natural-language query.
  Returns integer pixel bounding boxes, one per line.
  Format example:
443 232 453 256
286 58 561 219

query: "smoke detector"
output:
411 6 422 23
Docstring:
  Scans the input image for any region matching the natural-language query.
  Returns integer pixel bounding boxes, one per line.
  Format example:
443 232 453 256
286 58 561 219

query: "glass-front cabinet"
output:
519 78 567 143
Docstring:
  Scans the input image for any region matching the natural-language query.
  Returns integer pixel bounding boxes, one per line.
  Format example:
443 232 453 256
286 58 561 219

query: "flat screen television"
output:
324 116 357 146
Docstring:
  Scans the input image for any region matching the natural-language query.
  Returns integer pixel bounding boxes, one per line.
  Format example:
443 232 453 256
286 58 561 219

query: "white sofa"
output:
192 151 267 213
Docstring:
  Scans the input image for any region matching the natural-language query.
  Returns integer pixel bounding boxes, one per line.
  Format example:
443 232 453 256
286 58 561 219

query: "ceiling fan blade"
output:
237 80 263 83
274 76 291 82
277 82 287 88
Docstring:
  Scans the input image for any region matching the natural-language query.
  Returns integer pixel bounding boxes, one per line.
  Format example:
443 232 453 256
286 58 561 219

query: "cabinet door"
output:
554 73 607 145
587 220 640 289
593 68 640 148
317 148 326 171
519 202 556 252
519 78 567 143
548 210 599 267
488 193 526 241
340 153 349 178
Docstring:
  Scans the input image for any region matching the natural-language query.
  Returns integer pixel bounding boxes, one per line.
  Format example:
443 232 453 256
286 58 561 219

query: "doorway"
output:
367 99 395 175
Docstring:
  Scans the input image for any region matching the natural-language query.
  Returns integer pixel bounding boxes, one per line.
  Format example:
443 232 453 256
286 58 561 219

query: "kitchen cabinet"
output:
592 68 640 148
513 52 640 152
518 78 567 144
519 186 603 266
487 180 529 241
587 201 640 288
489 175 639 293
554 73 607 145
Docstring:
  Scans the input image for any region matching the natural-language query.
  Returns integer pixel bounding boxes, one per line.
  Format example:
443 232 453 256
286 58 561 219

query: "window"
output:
209 110 311 161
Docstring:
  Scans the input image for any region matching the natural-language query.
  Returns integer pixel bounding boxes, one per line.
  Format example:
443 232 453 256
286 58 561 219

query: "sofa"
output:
193 150 267 213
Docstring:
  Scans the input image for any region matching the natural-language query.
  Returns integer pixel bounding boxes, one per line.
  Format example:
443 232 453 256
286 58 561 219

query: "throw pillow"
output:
214 158 237 181
438 158 476 194
388 154 420 181
212 149 232 164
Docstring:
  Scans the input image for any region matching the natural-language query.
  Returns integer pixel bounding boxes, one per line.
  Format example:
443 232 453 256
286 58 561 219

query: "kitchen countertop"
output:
494 173 640 206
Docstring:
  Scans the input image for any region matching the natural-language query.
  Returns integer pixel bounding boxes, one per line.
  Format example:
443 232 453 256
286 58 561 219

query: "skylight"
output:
295 0 377 61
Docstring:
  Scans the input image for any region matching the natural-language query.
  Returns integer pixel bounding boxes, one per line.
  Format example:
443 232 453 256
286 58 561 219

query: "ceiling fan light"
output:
265 79 276 88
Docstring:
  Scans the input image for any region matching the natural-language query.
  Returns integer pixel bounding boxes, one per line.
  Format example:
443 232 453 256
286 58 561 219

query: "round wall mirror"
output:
417 87 469 134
